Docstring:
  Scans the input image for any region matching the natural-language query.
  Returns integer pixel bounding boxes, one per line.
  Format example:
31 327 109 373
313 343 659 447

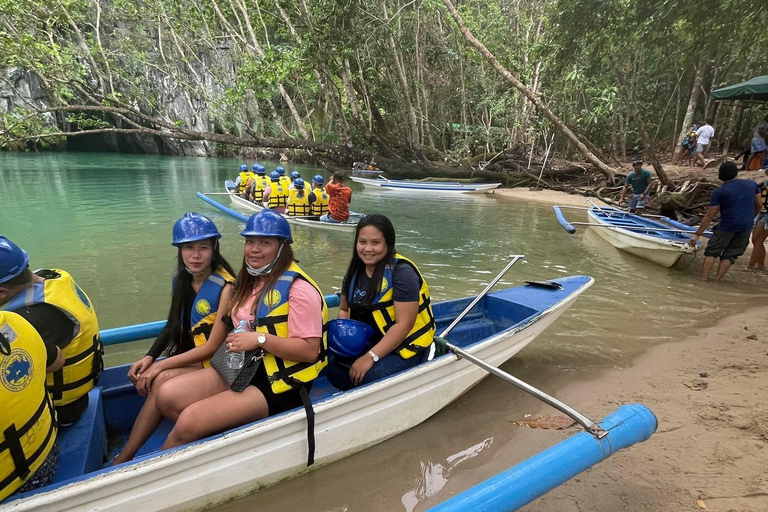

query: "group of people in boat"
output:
234 164 353 224
0 208 436 500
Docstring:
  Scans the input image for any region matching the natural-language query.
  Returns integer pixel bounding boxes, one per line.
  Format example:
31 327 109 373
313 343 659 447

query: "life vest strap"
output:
286 377 315 467
0 393 55 489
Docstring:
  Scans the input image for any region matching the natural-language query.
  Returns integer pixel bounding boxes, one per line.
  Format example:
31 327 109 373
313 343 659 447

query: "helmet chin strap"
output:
245 242 285 277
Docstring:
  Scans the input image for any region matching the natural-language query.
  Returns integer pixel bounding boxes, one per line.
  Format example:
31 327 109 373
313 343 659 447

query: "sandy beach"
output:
512 306 768 512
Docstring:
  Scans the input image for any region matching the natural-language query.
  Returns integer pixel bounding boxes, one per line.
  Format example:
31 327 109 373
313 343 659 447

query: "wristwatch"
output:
257 333 267 346
368 350 379 363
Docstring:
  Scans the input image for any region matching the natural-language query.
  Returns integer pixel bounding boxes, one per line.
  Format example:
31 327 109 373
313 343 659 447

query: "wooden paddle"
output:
435 255 607 439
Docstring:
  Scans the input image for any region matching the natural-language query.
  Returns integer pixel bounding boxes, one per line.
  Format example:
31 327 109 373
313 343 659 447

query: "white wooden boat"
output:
224 180 359 232
350 176 501 194
4 276 593 512
587 207 701 267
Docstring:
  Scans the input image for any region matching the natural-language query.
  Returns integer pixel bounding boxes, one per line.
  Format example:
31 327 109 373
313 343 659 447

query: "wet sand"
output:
496 187 607 207
515 306 768 512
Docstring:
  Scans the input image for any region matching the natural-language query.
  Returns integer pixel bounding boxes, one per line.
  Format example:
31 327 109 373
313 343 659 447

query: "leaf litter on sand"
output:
509 415 576 430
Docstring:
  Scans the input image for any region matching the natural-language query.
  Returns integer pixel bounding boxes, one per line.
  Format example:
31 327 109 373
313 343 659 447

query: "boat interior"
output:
9 276 589 502
590 207 694 241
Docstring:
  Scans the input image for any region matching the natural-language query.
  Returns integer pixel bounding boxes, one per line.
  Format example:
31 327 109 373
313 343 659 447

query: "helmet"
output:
254 164 265 175
0 237 30 284
270 171 280 180
290 171 300 179
327 319 374 358
294 178 305 189
172 212 222 246
240 210 293 243
239 164 248 171
312 174 324 185
276 166 285 175
252 163 259 171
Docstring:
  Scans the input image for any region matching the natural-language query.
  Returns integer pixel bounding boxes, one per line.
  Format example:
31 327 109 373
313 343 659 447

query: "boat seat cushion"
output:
52 386 108 483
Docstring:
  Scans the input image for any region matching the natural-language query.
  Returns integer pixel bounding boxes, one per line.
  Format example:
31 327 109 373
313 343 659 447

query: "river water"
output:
0 152 763 510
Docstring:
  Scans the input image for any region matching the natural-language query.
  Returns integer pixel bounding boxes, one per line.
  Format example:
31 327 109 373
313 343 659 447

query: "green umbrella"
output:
710 75 768 102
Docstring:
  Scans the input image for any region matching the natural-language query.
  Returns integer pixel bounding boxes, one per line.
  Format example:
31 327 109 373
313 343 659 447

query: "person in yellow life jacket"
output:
309 174 330 217
0 237 101 426
155 210 326 465
261 170 289 214
235 164 254 196
0 311 62 501
276 166 291 189
248 164 269 203
286 178 312 217
326 214 435 390
288 171 301 190
112 213 236 464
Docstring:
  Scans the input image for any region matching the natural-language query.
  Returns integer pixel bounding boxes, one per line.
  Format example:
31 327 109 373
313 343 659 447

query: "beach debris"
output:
696 498 708 509
510 415 576 430
746 334 758 340
699 372 708 378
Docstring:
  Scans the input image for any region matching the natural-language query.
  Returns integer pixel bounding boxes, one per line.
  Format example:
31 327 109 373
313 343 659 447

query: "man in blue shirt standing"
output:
619 158 656 215
689 162 761 281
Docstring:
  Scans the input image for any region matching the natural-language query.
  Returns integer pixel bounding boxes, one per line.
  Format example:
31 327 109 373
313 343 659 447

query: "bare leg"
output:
748 226 768 270
113 364 202 464
714 259 733 281
155 366 229 421
162 386 269 449
700 256 717 281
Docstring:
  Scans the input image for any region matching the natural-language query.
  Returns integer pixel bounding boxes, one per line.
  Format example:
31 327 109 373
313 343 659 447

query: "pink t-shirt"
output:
231 278 323 339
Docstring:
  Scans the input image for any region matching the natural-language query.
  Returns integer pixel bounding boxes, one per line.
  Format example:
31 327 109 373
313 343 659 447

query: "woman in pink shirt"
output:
155 210 327 450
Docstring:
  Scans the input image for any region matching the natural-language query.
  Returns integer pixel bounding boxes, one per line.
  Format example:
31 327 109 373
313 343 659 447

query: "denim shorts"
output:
628 194 649 210
755 212 768 229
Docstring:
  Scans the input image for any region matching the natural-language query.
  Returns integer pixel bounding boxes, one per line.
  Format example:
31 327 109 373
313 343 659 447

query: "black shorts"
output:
703 227 751 262
250 367 309 415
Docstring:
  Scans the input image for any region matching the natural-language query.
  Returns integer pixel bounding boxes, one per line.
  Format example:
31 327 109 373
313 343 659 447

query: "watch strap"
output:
368 350 379 362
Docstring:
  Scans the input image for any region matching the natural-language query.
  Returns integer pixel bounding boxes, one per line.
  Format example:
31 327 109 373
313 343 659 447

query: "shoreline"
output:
495 187 608 207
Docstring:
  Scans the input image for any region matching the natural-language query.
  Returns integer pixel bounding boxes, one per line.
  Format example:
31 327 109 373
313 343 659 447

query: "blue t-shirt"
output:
710 179 760 232
626 169 653 194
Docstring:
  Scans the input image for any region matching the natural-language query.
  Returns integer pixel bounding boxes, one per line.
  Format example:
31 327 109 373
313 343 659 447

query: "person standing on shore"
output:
619 158 656 215
694 121 715 167
747 169 768 271
322 171 352 224
689 162 761 281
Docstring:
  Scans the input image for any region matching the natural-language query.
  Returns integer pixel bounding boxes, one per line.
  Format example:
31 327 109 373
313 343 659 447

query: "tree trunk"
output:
672 59 706 164
722 101 741 155
439 0 616 182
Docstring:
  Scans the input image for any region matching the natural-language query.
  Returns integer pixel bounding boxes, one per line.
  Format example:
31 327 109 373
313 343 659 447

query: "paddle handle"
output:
552 206 577 234
439 255 524 339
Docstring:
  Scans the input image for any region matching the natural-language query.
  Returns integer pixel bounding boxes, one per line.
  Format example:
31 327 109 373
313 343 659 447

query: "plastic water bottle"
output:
227 320 248 370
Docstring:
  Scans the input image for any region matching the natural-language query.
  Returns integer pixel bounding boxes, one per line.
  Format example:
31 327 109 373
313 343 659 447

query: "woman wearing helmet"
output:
286 178 312 217
326 214 435 390
309 174 329 217
155 210 327 452
114 213 236 464
261 171 289 213
288 170 301 190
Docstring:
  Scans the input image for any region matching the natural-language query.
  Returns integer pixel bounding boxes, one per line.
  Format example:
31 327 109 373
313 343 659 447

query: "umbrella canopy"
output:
710 75 768 102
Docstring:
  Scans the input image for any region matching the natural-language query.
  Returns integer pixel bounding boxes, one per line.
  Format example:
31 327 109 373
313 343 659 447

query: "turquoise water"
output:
1 151 763 510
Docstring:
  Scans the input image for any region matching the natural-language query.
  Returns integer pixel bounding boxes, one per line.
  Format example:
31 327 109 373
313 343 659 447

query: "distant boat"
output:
351 176 501 194
6 276 593 512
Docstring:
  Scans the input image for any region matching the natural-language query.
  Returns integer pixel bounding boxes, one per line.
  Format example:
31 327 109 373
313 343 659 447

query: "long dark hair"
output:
341 214 396 307
229 239 295 318
165 238 235 356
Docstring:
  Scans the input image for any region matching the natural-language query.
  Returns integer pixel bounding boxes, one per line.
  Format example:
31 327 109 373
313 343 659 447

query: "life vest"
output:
310 188 329 217
268 181 289 209
182 267 235 367
252 175 269 203
238 171 254 194
2 269 102 408
0 312 57 501
279 176 291 189
327 183 351 221
287 189 312 217
254 262 327 394
347 254 435 359
761 183 768 213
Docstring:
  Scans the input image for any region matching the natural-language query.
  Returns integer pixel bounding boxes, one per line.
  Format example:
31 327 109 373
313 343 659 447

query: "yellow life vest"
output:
310 187 329 217
268 181 289 209
0 312 57 501
252 175 269 203
287 189 312 217
347 254 435 359
254 262 327 394
279 176 291 189
188 267 235 367
2 269 102 407
238 171 254 194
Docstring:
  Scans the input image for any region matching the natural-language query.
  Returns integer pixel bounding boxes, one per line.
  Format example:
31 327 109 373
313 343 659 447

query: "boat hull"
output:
4 277 593 512
350 176 501 194
587 209 698 267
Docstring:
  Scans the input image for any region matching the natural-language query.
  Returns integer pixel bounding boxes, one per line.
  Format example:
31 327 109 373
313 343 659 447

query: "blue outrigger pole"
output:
427 403 657 512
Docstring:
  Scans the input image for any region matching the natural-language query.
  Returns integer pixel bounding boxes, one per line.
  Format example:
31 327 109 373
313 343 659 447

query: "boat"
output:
223 180 359 232
5 276 594 512
350 176 501 194
351 162 383 177
553 205 702 267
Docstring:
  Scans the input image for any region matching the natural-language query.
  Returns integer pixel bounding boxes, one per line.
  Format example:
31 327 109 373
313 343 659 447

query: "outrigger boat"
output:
350 176 501 194
222 180 359 232
553 205 706 268
5 273 607 512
